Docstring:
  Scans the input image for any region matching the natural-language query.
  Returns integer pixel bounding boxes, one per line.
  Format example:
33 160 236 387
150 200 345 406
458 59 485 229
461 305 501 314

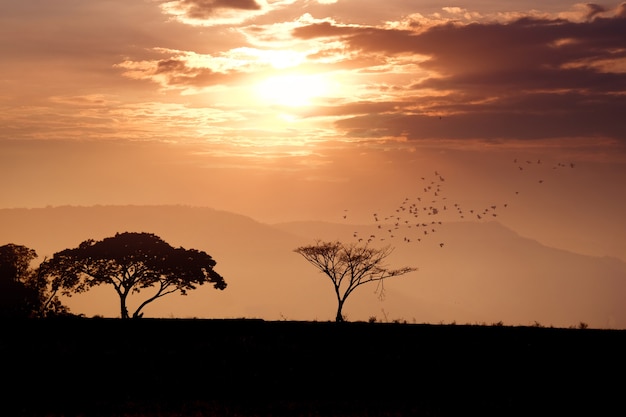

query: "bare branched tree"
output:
294 240 417 322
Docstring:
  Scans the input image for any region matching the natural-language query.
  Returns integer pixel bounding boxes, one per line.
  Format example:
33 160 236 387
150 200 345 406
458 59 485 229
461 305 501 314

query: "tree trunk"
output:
120 293 129 319
335 299 345 322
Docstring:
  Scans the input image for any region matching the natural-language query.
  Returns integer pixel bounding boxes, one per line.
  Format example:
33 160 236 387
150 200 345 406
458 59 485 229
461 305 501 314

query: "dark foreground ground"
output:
3 318 626 416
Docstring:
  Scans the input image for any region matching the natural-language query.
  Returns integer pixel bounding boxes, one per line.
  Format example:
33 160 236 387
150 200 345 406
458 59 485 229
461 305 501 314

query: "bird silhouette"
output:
338 161 577 248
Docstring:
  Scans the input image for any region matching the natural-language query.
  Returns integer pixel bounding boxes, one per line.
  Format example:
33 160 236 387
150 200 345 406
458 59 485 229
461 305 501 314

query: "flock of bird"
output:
341 157 576 248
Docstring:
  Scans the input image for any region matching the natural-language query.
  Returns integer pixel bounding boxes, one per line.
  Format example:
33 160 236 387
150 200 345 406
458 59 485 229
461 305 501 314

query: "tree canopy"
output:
0 243 37 282
0 243 69 318
294 240 417 322
0 244 39 318
42 232 227 319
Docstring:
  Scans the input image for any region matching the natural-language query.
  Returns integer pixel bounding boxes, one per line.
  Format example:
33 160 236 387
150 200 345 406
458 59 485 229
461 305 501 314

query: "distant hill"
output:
1 205 625 328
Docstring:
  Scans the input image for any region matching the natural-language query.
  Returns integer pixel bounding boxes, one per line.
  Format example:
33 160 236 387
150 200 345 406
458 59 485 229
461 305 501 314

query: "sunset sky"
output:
1 0 625 262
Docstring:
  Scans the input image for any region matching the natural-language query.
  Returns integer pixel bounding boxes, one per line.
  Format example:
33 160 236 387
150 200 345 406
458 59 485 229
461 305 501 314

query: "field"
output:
3 318 625 416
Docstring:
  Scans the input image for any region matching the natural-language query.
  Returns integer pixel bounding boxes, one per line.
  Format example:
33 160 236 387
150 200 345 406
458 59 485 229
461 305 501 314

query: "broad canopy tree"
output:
42 232 227 319
294 240 417 322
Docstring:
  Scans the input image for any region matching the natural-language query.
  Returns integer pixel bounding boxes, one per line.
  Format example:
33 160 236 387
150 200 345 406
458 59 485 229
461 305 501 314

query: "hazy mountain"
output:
1 205 624 329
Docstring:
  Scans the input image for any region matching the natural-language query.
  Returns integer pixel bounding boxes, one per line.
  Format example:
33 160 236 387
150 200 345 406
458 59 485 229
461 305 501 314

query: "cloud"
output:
582 3 607 20
115 49 254 92
334 93 626 141
113 2 626 143
290 7 626 142
160 0 297 26
170 0 262 18
4 0 626 149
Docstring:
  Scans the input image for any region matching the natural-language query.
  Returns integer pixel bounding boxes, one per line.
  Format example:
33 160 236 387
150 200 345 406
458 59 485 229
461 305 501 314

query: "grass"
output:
3 317 625 416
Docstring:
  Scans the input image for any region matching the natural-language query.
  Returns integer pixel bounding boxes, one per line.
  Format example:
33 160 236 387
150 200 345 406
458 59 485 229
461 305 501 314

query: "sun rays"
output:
254 73 334 107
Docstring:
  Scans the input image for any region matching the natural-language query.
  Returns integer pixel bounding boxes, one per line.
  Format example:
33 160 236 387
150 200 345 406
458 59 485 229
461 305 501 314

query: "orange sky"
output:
1 0 625 262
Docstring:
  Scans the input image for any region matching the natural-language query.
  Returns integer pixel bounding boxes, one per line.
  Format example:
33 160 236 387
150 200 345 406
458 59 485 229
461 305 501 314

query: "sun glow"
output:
255 73 333 107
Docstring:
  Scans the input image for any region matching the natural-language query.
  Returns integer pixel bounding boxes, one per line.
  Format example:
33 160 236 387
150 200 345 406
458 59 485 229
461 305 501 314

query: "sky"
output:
1 0 625 262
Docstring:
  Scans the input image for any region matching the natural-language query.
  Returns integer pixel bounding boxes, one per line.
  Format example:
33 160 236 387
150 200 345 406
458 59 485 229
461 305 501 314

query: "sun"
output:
255 73 332 107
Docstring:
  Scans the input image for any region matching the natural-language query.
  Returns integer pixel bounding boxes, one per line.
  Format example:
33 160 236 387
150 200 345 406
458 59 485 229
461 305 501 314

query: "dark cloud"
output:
292 21 359 39
293 10 626 141
333 89 626 141
313 15 626 73
292 100 404 119
583 3 607 20
413 67 626 96
151 57 246 86
174 0 261 19
155 59 190 74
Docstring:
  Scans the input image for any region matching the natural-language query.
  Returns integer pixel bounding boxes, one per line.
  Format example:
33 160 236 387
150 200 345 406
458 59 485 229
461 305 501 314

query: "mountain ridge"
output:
1 204 624 328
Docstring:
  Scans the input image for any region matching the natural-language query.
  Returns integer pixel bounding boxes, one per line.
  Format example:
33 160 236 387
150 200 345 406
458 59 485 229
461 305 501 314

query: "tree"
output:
29 260 72 317
294 240 417 322
0 243 69 318
42 232 227 319
0 244 37 283
0 243 40 318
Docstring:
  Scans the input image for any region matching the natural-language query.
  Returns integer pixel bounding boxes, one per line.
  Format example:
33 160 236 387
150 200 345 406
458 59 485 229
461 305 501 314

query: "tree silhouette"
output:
0 244 39 317
294 240 417 322
42 232 227 319
0 244 37 283
0 243 69 318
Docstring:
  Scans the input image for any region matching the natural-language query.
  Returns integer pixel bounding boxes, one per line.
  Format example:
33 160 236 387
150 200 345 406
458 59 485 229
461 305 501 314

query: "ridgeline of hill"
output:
1 205 626 328
3 318 625 416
